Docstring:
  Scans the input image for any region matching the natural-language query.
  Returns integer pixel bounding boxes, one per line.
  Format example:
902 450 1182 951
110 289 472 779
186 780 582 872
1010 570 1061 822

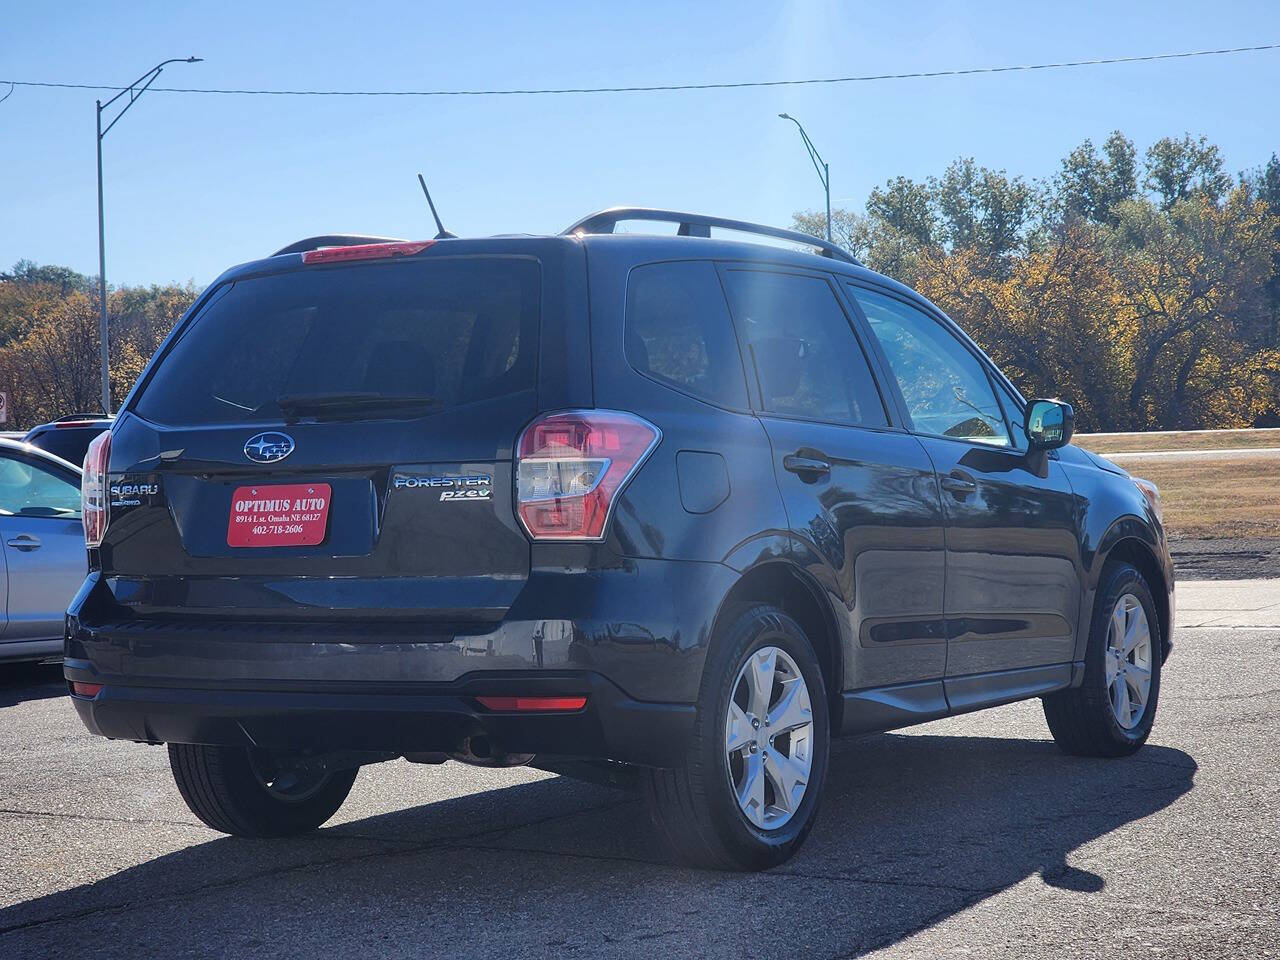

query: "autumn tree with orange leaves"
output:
794 134 1280 431
0 262 196 429
0 132 1276 433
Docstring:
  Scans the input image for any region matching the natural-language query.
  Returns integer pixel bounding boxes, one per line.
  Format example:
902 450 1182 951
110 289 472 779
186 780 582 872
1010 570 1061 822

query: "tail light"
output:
515 410 660 540
82 430 111 547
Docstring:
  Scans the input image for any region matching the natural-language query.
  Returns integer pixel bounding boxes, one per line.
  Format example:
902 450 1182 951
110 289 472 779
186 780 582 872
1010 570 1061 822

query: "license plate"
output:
227 483 332 547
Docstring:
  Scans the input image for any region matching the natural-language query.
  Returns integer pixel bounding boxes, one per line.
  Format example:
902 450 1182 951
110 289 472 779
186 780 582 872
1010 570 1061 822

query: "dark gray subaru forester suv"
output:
66 208 1174 871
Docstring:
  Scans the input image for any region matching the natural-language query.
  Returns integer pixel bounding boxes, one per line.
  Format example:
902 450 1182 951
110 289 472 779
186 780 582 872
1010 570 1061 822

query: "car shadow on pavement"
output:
0 731 1196 959
0 663 64 708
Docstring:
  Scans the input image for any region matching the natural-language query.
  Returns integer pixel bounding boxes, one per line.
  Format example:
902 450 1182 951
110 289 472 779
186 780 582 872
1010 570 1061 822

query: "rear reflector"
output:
71 682 103 698
301 240 434 265
475 696 588 712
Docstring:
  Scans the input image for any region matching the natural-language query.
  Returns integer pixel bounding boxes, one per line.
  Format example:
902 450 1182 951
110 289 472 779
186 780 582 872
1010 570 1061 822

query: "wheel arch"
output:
712 560 846 729
1096 528 1173 662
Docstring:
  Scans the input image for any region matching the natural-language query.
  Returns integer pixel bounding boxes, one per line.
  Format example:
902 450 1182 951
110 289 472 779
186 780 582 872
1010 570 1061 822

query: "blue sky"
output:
2 0 1278 286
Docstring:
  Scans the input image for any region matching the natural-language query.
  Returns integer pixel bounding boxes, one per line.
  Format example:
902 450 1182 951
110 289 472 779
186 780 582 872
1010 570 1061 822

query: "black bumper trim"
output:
65 666 694 768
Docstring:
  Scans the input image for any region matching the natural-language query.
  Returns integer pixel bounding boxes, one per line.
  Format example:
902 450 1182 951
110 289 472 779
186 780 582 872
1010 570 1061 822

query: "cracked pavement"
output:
1 580 1278 959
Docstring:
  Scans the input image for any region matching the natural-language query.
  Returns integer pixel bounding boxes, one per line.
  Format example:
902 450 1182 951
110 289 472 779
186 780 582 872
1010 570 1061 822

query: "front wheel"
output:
168 743 358 837
1043 562 1163 757
644 604 830 870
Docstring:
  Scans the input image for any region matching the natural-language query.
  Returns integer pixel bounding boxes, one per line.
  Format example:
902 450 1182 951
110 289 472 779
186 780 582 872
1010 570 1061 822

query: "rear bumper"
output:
64 558 736 765
65 668 695 767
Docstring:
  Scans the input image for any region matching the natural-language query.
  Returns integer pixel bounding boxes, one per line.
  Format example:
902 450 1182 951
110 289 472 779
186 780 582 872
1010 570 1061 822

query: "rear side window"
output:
721 270 888 427
134 258 539 426
625 261 747 408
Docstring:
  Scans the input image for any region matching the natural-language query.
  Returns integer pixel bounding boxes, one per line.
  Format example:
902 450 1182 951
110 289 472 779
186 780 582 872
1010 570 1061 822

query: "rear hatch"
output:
99 247 546 625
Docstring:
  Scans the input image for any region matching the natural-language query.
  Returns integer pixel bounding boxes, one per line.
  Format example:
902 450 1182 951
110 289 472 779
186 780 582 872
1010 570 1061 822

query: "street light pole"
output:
95 57 201 415
778 113 832 243
96 103 108 416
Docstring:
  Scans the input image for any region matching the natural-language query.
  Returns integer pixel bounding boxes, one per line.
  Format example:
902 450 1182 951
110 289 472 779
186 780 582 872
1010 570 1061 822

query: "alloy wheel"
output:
1105 593 1154 730
725 645 814 830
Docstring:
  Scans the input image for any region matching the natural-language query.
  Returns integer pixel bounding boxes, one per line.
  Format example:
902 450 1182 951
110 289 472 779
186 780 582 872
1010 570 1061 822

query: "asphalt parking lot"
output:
2 580 1277 960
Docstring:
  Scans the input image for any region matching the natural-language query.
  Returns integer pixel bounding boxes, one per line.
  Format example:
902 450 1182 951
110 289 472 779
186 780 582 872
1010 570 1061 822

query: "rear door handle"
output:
5 535 41 551
940 472 977 497
783 454 831 479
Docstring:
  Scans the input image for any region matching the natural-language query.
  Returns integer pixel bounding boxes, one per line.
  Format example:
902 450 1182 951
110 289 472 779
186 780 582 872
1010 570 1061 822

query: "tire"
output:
1043 562 1163 757
168 743 358 837
644 604 830 871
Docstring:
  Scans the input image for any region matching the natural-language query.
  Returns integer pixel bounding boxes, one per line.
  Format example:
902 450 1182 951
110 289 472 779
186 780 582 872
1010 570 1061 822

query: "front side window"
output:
996 380 1027 449
625 261 747 408
721 270 888 427
0 455 81 518
850 286 1010 446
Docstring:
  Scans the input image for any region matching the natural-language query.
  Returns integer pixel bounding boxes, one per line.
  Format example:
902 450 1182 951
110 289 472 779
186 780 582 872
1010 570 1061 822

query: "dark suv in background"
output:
24 415 113 467
66 209 1173 870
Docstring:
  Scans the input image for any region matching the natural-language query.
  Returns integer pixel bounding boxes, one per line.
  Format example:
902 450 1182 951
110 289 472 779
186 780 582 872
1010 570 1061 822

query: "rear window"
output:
134 257 540 426
25 426 106 466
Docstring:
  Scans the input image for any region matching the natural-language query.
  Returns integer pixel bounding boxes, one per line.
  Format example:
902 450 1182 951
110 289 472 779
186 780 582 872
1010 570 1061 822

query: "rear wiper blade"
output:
275 392 439 420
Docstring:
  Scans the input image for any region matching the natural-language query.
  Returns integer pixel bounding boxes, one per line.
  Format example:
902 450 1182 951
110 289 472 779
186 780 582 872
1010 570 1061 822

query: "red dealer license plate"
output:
227 483 332 548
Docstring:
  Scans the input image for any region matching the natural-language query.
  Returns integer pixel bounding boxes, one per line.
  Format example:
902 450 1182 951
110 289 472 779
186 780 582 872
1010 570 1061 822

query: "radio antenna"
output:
417 174 457 239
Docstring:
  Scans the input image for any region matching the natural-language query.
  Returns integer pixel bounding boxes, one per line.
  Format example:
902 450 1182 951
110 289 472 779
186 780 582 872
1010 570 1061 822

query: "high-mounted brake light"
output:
54 420 101 429
300 240 435 265
475 695 588 712
82 430 111 548
515 410 660 541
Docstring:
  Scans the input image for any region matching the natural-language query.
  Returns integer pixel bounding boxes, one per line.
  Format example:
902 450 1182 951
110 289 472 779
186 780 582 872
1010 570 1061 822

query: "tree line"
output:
0 262 198 430
2 130 1276 433
794 132 1280 431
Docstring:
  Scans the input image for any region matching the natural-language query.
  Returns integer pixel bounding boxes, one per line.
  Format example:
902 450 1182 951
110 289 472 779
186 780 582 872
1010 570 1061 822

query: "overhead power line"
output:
3 43 1277 98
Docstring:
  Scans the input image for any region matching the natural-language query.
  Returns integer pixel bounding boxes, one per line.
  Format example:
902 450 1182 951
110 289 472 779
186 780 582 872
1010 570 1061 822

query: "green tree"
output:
866 176 935 246
791 207 869 260
932 159 1032 267
1056 131 1137 224
1143 134 1232 210
1 260 92 296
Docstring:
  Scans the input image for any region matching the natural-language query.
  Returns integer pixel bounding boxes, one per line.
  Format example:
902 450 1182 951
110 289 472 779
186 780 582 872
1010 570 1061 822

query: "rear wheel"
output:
1043 562 1163 757
168 743 358 837
644 604 829 870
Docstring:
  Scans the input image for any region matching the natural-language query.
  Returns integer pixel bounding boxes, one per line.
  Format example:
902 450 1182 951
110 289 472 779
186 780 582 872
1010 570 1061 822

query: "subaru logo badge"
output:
243 432 295 464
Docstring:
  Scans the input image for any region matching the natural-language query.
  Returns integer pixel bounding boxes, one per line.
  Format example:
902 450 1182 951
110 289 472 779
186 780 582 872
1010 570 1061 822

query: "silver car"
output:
0 438 85 662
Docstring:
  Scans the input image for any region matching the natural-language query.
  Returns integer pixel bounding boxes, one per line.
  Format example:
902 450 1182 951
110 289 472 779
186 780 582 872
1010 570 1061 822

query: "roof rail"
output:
270 234 407 258
562 207 861 266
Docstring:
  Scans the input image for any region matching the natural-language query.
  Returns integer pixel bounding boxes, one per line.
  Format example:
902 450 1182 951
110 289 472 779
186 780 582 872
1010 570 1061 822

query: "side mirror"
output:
1025 399 1075 450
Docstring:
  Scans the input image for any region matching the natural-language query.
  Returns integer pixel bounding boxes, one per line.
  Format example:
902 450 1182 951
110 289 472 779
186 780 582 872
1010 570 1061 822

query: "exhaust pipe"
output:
449 734 534 768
